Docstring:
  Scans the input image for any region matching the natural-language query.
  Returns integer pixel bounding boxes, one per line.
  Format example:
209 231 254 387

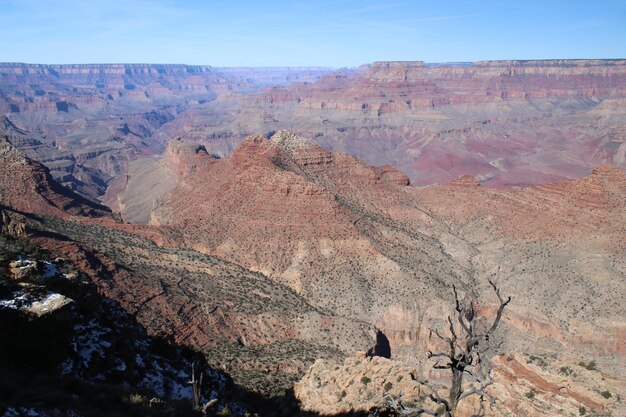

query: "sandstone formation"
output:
0 63 332 198
295 352 623 417
1 114 624 413
3 60 625 201
0 137 111 218
149 131 625 410
169 59 626 188
295 352 425 415
0 139 376 396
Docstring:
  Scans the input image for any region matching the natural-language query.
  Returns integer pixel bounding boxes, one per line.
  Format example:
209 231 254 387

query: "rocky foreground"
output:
295 352 621 417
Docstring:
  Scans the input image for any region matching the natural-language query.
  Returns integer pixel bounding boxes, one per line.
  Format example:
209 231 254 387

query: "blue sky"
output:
1 0 624 67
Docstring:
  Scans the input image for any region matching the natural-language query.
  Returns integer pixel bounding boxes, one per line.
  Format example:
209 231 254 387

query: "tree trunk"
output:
449 367 463 416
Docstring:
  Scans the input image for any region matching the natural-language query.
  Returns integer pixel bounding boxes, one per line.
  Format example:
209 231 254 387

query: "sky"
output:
0 0 624 67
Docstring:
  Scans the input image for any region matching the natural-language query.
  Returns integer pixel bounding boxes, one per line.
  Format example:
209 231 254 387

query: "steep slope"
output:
0 131 374 397
0 63 234 197
150 131 625 414
151 131 459 321
0 136 111 218
0 235 247 417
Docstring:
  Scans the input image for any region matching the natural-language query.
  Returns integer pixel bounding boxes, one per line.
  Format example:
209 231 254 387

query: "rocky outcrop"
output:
0 137 111 218
0 239 249 416
295 352 623 417
173 59 626 187
366 330 391 359
144 132 625 409
4 60 626 196
294 352 426 415
0 209 26 236
447 175 481 187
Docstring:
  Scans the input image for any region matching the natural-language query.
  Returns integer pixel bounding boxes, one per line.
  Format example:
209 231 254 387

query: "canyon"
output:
1 60 625 416
2 60 625 204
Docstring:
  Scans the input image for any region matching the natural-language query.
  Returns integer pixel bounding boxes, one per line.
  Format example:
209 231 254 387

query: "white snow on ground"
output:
60 358 74 375
10 257 59 280
28 293 65 313
13 257 35 268
113 359 127 371
135 354 145 367
0 290 70 316
0 291 30 309
71 319 111 369
1 408 19 417
0 408 55 417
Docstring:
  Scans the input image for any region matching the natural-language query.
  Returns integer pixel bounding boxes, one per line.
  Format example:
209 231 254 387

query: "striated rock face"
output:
0 126 623 406
3 60 626 197
215 66 333 87
486 354 623 417
0 137 111 218
0 63 330 198
173 59 626 188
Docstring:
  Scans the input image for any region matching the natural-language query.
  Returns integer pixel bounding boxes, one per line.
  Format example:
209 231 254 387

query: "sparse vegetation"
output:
579 360 598 371
600 390 612 399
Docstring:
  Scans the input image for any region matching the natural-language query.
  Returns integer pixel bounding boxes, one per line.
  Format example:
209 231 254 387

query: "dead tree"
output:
408 280 511 417
189 362 203 410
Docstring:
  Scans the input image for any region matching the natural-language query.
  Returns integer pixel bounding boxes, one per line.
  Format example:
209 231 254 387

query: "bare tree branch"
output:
432 327 452 343
459 375 494 401
486 279 511 336
429 392 451 411
404 408 438 416
453 285 473 336
416 281 510 416
428 351 451 359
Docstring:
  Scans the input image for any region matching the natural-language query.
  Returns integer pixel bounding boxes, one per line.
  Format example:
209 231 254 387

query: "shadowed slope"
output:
0 137 111 218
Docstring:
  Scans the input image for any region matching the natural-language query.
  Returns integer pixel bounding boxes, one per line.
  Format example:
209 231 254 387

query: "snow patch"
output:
0 290 69 315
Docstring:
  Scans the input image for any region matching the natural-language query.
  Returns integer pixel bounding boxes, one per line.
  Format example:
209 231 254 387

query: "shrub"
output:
384 382 393 392
218 406 231 416
361 376 371 385
578 360 598 371
128 394 144 406
600 390 611 399
579 405 586 415
525 390 536 399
